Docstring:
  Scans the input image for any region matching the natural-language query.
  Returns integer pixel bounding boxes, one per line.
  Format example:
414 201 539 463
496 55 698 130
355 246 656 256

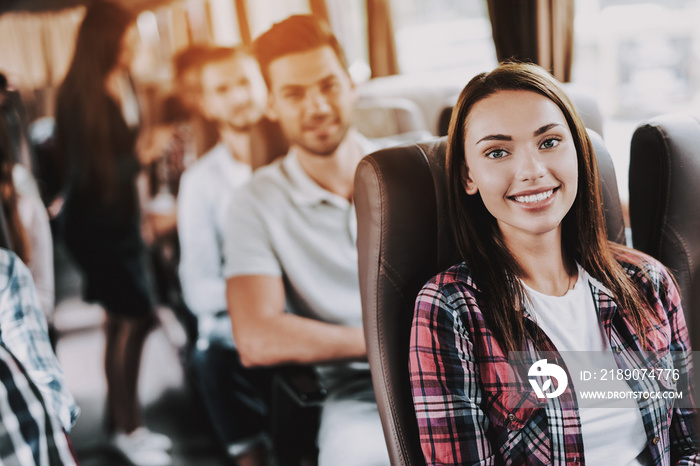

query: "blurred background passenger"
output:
54 2 172 465
172 45 220 160
0 72 34 171
0 113 55 327
177 44 284 466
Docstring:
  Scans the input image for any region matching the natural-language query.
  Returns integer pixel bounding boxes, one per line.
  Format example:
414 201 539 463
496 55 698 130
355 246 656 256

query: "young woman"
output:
55 3 171 465
409 62 698 465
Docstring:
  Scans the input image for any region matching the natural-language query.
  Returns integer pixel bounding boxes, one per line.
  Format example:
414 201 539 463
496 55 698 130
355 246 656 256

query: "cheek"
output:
560 152 580 188
276 106 302 131
469 163 506 194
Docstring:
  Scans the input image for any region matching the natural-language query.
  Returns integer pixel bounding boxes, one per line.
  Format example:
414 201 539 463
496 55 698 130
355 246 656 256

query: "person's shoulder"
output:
179 145 233 200
613 245 665 275
242 156 290 199
420 262 480 303
184 144 226 178
612 244 671 291
0 248 29 292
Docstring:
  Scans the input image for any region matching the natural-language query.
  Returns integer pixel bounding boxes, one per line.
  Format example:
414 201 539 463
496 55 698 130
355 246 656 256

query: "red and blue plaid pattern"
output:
410 248 699 465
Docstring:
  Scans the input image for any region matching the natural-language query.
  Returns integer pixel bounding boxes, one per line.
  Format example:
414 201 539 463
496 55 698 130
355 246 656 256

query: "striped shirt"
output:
0 248 78 464
409 248 698 466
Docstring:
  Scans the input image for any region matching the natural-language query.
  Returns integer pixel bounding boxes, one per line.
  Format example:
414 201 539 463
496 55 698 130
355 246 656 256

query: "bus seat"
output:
357 77 462 136
354 97 431 140
354 130 624 465
437 85 604 138
629 113 700 350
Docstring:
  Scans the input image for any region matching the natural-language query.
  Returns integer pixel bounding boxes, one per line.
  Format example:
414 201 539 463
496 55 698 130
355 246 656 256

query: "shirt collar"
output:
282 133 377 209
211 142 252 181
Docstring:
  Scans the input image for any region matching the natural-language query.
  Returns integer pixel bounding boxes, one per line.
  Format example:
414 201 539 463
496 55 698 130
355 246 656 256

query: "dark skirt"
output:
62 204 155 318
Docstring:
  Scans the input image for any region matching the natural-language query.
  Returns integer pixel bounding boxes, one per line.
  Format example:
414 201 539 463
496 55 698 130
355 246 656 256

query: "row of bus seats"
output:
354 111 700 465
355 76 604 139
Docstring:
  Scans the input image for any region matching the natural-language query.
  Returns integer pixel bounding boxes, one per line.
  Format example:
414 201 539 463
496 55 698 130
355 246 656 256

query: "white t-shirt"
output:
523 265 649 466
178 143 252 323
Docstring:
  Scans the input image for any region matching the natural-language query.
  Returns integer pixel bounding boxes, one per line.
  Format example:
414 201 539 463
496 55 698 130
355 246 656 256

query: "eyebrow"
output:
533 123 563 136
278 73 337 94
475 123 563 144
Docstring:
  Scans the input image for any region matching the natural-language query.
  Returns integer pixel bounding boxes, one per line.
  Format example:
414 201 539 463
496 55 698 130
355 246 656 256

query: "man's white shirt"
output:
178 142 252 324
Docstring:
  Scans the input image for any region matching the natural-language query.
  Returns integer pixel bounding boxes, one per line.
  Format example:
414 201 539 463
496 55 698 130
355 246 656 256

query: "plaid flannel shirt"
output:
0 249 79 464
410 248 699 466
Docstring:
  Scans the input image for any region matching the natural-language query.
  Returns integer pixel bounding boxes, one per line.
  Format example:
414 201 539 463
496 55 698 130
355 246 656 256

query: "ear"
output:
265 93 279 121
461 163 478 195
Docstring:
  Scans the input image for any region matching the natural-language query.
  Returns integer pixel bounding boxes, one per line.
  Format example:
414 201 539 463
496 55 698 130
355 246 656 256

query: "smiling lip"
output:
508 187 559 205
303 117 339 133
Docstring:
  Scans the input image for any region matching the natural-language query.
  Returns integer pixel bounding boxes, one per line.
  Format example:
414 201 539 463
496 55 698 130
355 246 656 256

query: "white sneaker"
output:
111 430 172 466
130 427 173 451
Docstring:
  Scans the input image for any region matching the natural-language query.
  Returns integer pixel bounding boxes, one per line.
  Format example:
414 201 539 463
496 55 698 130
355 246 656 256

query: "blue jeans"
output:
189 314 272 455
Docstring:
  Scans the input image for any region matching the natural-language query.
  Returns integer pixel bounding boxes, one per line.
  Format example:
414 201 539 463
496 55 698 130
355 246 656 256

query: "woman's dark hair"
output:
55 1 135 201
446 61 655 352
0 117 30 263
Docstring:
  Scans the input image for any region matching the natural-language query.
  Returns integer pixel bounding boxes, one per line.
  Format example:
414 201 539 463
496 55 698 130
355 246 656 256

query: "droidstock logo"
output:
528 359 568 399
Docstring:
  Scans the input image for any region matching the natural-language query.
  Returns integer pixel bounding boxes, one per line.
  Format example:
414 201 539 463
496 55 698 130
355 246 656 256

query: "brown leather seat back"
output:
355 130 624 465
629 113 700 350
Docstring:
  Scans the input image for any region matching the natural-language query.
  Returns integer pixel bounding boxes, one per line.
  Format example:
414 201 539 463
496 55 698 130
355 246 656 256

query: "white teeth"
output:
513 189 554 204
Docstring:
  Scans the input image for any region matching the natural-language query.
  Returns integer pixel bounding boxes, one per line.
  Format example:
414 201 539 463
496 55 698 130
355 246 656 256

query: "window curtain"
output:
366 0 399 78
234 0 252 45
486 0 574 82
0 8 85 117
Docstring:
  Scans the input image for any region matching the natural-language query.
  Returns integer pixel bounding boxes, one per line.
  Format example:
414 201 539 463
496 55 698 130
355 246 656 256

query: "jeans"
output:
189 313 272 455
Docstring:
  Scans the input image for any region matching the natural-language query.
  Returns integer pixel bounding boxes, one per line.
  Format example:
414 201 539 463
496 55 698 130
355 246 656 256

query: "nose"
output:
228 85 250 106
304 87 331 114
516 148 547 181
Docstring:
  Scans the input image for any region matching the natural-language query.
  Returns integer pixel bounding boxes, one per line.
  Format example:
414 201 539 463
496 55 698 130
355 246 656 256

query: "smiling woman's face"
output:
462 89 579 244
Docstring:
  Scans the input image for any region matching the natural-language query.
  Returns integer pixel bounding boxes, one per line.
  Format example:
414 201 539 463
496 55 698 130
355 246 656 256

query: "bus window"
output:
390 0 497 77
571 0 700 206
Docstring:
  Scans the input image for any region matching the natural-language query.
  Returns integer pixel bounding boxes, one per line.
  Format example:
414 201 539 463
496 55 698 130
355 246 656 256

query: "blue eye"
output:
486 149 508 159
540 137 561 149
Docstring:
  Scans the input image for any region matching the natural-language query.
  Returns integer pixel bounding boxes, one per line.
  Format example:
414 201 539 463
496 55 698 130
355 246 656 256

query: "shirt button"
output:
615 346 622 354
508 413 515 421
652 437 660 445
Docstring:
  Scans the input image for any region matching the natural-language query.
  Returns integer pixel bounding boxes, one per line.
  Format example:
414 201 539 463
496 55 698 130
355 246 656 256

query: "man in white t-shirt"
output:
177 45 285 466
224 15 390 466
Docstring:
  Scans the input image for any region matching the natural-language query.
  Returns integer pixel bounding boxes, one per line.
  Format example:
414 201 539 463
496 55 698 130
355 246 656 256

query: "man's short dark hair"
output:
253 15 348 87
174 45 251 84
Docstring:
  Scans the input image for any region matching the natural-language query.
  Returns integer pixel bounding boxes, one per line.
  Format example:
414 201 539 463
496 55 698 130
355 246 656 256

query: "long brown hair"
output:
55 2 135 201
446 62 655 351
0 117 30 263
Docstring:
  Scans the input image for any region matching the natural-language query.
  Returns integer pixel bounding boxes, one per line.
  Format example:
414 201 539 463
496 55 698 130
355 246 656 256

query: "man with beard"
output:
177 45 285 466
224 16 390 466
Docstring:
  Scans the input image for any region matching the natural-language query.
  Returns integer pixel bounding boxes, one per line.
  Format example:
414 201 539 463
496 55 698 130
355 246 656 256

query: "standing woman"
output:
55 3 171 465
409 62 698 465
